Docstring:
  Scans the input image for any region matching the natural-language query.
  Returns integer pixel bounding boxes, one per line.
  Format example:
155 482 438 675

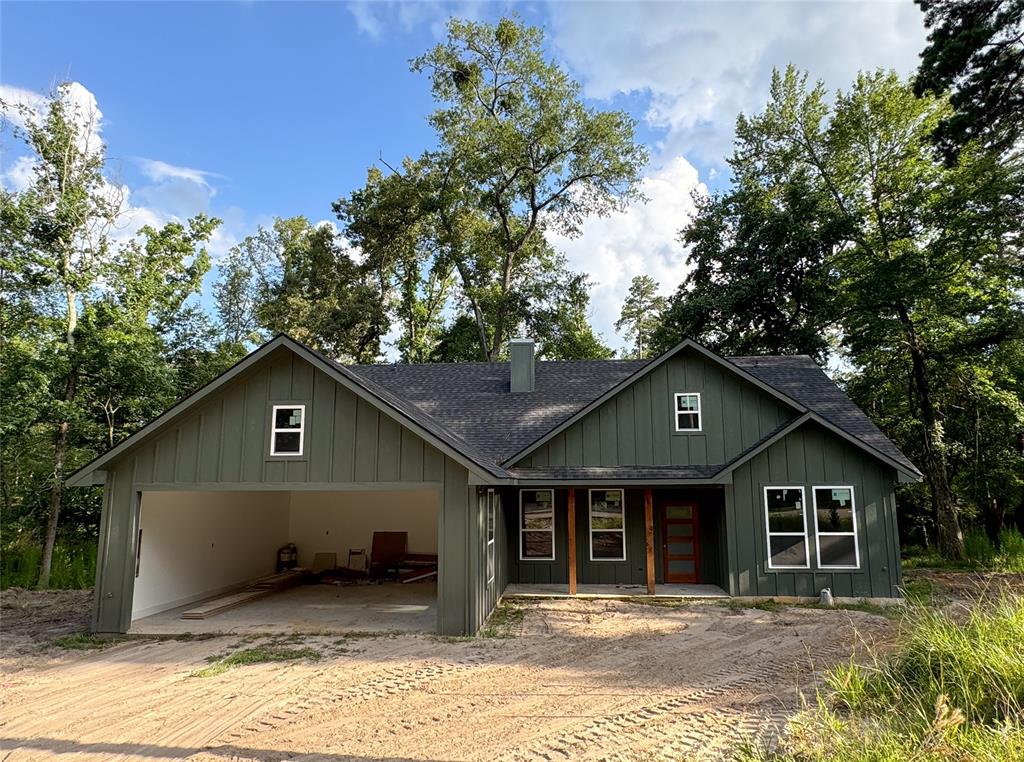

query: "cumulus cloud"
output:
549 156 705 354
549 1 927 164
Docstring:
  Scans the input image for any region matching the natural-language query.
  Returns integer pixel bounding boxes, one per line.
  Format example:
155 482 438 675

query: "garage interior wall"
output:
132 488 440 621
132 490 290 618
288 489 438 568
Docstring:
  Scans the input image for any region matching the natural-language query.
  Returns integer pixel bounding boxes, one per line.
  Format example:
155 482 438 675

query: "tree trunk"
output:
39 283 79 589
897 306 963 559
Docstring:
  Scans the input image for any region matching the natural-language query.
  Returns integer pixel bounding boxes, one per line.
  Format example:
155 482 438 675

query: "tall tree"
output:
653 171 841 362
661 66 1023 558
217 217 383 362
915 0 1024 162
617 275 667 359
338 17 647 363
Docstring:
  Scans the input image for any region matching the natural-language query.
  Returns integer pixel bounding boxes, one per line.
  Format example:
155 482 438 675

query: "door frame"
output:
660 500 700 583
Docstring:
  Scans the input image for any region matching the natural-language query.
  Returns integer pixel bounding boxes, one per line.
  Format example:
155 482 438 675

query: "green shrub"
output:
902 526 1024 573
740 594 1024 761
1 539 96 589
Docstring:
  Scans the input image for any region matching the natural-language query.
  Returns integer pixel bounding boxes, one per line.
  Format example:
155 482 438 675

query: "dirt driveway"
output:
0 596 894 761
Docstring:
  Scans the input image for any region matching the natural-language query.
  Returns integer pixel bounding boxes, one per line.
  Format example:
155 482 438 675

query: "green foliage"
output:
915 0 1024 162
903 527 1024 572
740 594 1024 761
52 633 122 650
335 16 645 362
616 275 667 359
480 601 526 638
1 537 96 589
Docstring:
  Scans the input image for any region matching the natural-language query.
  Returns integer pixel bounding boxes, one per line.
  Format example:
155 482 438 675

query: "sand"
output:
0 593 895 761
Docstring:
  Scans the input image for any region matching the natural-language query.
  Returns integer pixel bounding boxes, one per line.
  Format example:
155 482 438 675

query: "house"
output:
68 334 921 636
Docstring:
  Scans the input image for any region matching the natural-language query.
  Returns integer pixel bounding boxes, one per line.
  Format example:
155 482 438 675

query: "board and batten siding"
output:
517 349 797 468
91 347 482 636
725 422 903 599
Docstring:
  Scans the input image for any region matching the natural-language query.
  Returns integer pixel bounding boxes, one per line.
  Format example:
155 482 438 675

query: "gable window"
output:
520 489 554 560
486 490 497 584
589 489 626 561
813 486 859 569
674 393 702 432
764 486 809 569
270 405 305 456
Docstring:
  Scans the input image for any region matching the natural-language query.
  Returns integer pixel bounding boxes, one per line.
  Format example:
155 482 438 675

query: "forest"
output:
2 3 1022 588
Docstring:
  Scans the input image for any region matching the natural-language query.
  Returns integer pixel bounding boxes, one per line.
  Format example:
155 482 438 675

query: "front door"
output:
662 502 699 583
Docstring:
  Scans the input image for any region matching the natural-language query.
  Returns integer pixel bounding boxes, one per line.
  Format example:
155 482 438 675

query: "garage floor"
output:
130 582 437 635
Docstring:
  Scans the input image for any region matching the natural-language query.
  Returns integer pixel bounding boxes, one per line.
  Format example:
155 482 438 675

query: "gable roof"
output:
68 334 921 488
66 335 509 487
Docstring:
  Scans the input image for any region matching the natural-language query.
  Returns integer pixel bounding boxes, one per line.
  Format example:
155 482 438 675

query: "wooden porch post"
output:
567 488 577 595
644 488 656 594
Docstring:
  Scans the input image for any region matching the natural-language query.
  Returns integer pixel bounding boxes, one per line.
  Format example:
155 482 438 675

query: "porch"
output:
505 485 729 596
505 582 727 599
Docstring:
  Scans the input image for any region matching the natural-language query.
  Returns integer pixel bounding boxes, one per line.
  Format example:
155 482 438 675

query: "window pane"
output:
667 540 694 555
667 505 693 520
676 412 699 430
486 494 496 540
275 407 302 429
273 431 301 454
522 531 553 558
769 535 807 567
766 488 804 532
815 488 855 532
590 490 623 530
591 531 624 559
818 535 857 567
668 559 695 574
676 394 699 411
521 491 553 529
667 522 694 537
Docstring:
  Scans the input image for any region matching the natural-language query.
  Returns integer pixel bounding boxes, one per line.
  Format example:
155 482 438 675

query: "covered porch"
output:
505 484 730 597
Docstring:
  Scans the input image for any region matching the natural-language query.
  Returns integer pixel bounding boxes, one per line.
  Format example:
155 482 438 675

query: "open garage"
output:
129 487 440 634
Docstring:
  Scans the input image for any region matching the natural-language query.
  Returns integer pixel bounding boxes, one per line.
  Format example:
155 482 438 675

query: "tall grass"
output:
741 594 1024 761
903 526 1024 572
1 539 96 589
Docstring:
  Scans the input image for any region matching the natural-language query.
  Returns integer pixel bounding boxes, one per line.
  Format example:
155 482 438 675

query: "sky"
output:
1 1 928 356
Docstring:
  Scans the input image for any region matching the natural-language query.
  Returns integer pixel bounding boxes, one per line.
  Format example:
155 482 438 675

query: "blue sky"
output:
1 1 928 354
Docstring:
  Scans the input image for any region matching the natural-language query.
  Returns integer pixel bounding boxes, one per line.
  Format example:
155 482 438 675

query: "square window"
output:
270 405 305 456
674 393 702 431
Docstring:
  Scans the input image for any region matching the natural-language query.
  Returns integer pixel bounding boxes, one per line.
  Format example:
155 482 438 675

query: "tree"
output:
915 0 1024 162
653 170 841 362
535 274 614 360
616 275 667 359
338 17 647 363
217 217 383 362
662 66 1023 559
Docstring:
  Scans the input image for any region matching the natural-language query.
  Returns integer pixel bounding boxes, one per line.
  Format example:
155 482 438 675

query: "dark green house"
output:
68 334 920 636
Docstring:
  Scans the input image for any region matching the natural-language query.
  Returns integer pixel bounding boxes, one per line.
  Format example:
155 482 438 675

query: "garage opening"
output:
129 487 439 634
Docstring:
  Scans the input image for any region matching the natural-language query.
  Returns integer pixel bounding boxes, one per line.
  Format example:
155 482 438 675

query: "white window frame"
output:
763 485 810 570
486 490 497 585
269 404 305 456
588 488 626 562
519 489 555 561
812 485 860 570
674 392 702 432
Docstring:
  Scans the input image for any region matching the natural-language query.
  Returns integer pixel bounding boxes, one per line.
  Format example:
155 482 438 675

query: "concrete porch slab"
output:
503 583 728 599
130 581 437 635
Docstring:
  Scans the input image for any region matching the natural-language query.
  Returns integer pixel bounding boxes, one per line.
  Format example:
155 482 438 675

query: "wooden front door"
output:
662 502 699 583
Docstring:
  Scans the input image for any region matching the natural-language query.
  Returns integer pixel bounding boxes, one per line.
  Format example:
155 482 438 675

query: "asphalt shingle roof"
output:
347 352 919 478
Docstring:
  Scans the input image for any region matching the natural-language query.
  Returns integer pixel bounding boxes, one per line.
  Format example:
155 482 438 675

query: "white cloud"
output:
136 158 221 192
549 156 705 354
345 1 484 41
549 1 928 164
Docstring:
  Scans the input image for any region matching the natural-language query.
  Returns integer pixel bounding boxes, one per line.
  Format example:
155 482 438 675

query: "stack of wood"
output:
180 569 306 619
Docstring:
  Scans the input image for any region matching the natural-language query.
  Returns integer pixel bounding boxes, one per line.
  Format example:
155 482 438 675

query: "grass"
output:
737 592 1024 761
192 644 322 677
1 539 97 589
902 527 1024 573
52 633 124 650
480 601 526 638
